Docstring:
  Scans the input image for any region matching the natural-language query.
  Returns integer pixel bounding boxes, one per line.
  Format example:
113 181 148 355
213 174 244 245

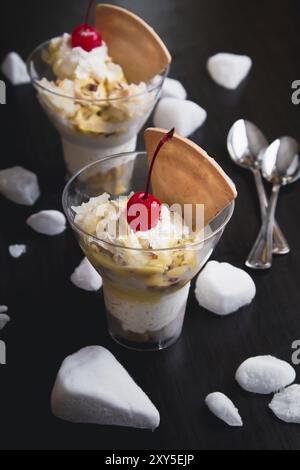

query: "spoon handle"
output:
252 169 290 255
246 185 280 269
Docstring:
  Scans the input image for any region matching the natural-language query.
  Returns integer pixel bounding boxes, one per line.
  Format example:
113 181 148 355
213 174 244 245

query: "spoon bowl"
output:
227 119 268 170
261 137 300 186
246 136 300 270
227 119 290 256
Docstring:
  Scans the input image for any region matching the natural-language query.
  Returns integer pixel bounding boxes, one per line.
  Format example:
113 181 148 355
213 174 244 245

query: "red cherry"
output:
71 1 102 52
127 192 161 232
71 24 102 52
127 128 175 232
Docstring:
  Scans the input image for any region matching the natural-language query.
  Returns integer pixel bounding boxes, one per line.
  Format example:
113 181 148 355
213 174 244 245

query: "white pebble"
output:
195 261 256 316
1 52 31 85
0 314 10 331
27 210 66 236
236 356 296 395
205 392 243 427
269 385 300 423
0 306 8 313
153 98 207 137
161 77 187 100
71 258 102 292
51 346 160 430
207 53 252 90
0 166 40 206
9 244 27 259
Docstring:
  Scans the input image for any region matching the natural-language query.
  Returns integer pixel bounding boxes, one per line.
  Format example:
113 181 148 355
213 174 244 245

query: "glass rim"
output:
62 151 235 253
26 38 169 104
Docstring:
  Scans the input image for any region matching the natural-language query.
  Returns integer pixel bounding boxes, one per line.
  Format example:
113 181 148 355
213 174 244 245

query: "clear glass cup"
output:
63 152 235 351
27 40 168 176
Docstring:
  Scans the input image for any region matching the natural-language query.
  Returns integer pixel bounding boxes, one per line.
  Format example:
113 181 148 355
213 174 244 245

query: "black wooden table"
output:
0 0 300 451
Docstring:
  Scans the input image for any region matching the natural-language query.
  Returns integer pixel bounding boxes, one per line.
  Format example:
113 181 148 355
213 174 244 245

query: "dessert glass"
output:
63 153 235 351
27 40 168 177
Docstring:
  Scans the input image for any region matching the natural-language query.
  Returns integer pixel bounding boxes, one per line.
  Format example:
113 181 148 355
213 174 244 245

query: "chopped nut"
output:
87 83 98 92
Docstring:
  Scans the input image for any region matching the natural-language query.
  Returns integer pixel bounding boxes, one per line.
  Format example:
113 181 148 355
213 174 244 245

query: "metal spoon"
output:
227 119 290 254
246 137 300 270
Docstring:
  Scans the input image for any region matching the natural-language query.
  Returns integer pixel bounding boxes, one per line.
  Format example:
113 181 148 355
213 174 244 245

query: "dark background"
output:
0 0 300 451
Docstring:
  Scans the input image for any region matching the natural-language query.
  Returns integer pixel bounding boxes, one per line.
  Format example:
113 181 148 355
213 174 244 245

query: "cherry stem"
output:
84 0 94 28
143 128 175 200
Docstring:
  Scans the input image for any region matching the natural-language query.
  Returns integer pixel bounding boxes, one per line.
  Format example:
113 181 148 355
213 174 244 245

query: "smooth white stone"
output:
8 244 27 259
0 314 10 331
269 385 300 423
236 356 296 394
161 78 187 100
153 98 207 137
1 52 31 85
71 258 102 292
51 346 160 430
207 53 252 90
195 261 256 316
205 392 243 427
0 166 40 206
0 306 8 313
27 210 66 235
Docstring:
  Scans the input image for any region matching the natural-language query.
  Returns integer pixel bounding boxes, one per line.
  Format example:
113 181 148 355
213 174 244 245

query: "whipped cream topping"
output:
47 33 123 83
38 34 155 132
73 193 192 251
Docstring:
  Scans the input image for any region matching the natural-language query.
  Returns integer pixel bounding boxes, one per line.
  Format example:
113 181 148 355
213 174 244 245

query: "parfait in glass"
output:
27 3 170 179
63 129 236 351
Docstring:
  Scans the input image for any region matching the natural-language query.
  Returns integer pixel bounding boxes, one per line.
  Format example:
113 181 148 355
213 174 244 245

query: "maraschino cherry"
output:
127 128 175 232
71 0 102 52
